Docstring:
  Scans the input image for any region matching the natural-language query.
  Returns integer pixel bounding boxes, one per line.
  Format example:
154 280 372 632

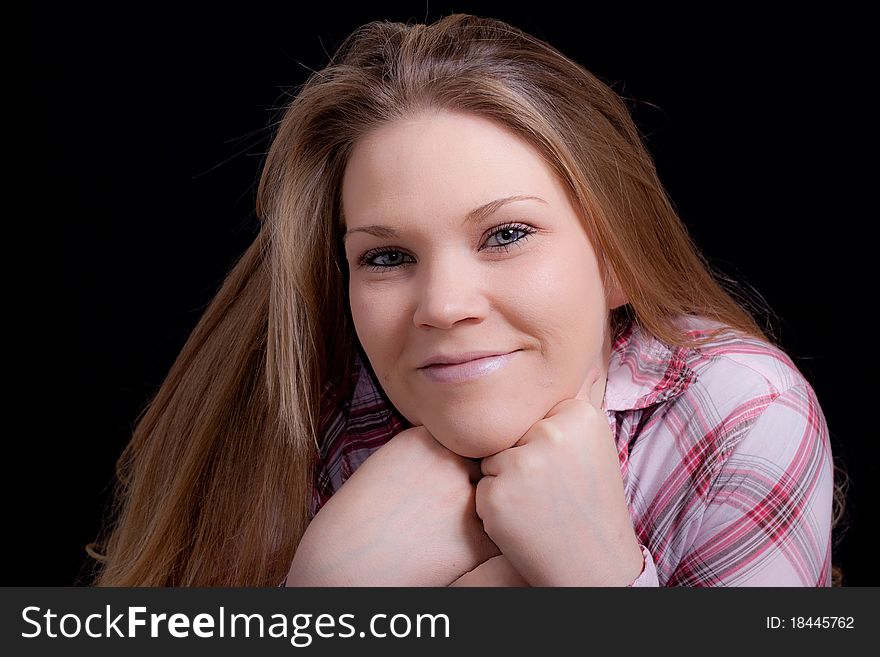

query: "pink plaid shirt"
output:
296 314 833 587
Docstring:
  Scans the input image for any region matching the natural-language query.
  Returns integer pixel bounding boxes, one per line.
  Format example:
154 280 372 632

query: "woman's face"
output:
341 110 624 458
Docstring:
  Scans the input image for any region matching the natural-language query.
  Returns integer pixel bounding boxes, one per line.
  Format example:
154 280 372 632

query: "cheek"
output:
349 287 377 350
507 255 606 391
510 248 605 332
349 284 404 365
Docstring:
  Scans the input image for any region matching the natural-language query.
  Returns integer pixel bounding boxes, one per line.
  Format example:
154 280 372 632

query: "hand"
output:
474 367 644 586
449 554 530 587
286 425 500 586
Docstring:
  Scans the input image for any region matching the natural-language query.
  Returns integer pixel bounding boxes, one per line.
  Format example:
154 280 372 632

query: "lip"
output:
418 350 518 368
419 350 519 384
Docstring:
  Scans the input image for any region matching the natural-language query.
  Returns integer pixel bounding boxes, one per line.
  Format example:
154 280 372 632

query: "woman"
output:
86 13 845 586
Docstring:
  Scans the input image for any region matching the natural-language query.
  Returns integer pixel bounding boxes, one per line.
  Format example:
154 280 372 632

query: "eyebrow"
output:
342 194 548 241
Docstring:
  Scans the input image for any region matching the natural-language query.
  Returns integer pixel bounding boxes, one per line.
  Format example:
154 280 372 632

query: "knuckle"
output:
579 399 599 421
542 422 566 447
475 476 497 508
517 452 541 477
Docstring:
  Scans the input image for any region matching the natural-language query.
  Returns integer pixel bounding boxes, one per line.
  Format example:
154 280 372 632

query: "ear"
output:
605 264 628 310
594 239 628 310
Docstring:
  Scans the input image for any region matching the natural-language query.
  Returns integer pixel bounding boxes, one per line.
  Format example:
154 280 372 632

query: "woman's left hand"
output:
474 367 645 586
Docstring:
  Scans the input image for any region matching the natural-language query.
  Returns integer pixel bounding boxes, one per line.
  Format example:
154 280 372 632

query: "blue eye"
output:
358 222 535 272
364 248 415 269
484 224 533 250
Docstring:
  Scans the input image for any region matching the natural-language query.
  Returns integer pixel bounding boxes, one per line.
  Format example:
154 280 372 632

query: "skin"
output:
342 109 625 458
288 109 644 586
287 425 502 586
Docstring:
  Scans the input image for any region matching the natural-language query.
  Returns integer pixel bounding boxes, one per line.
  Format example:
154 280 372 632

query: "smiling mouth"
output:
419 350 521 384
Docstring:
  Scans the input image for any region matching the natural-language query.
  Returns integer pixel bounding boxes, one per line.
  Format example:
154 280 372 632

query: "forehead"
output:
341 111 567 226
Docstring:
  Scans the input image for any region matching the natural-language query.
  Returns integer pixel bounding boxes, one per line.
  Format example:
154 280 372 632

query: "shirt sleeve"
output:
668 383 834 586
627 543 659 587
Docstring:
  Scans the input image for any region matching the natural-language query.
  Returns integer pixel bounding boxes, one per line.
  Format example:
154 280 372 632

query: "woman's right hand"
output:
285 425 501 586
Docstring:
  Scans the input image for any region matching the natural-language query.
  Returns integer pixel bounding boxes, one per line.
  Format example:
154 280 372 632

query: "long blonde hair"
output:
85 13 847 586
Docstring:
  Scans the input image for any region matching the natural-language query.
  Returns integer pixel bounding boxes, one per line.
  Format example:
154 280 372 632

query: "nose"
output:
412 254 489 329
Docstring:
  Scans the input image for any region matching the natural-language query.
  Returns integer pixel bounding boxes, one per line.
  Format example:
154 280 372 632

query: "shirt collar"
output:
603 318 698 412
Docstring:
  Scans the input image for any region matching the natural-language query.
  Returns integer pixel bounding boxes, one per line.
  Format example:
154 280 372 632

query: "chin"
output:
423 412 536 459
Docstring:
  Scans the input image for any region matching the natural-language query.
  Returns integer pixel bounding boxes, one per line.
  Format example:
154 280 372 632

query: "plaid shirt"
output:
297 314 833 587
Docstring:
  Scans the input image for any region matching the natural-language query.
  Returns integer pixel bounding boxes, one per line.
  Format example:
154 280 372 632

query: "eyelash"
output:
357 223 536 272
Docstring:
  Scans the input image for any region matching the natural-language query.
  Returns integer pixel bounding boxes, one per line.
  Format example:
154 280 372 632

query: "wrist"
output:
531 532 645 586
597 531 645 586
624 544 647 587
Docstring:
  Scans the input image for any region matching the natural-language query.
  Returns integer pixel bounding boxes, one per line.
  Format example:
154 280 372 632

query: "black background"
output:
24 1 873 585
